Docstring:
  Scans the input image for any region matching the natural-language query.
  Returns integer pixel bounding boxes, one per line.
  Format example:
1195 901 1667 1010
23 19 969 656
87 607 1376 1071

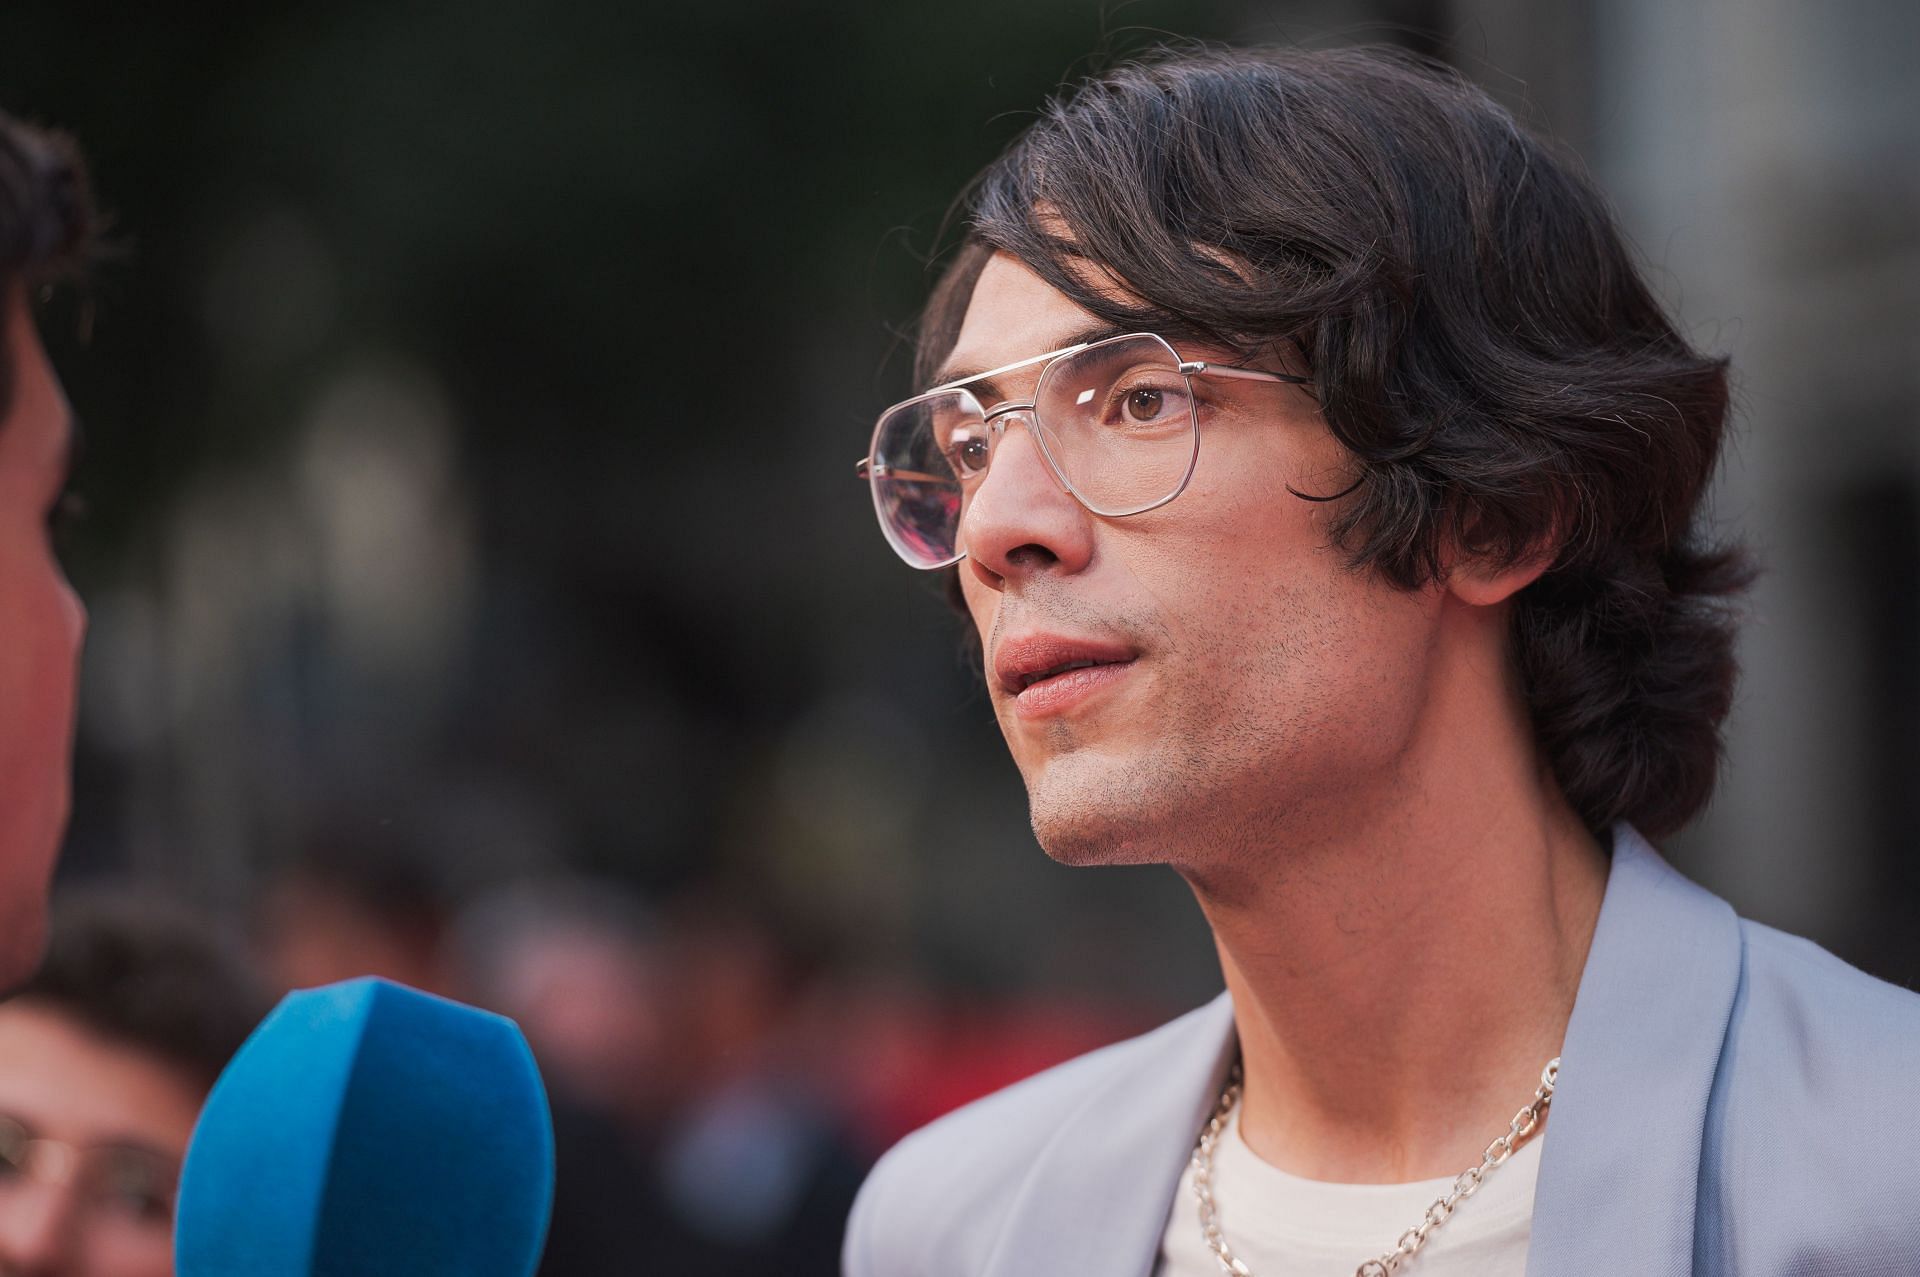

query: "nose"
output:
0 1179 84 1276
959 408 1094 588
61 580 87 652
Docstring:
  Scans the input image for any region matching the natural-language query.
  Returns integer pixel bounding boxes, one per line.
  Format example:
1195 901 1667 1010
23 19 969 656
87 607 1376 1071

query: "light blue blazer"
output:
845 828 1920 1275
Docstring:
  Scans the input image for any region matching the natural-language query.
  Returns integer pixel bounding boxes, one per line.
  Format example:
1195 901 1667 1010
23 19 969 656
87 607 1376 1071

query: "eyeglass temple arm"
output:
1178 360 1311 385
855 458 952 483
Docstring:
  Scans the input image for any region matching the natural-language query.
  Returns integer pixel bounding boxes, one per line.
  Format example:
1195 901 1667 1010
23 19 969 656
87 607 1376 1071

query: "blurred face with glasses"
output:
861 253 1457 866
0 999 197 1277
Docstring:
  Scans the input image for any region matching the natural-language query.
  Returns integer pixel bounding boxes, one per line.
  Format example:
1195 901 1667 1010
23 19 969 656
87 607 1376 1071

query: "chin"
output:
0 806 61 995
0 897 50 995
1025 766 1179 867
1034 828 1167 867
1018 730 1302 869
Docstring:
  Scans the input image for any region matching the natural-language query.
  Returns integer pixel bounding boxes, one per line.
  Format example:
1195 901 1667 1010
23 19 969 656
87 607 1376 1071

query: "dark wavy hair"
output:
918 45 1748 839
0 108 96 418
12 890 270 1092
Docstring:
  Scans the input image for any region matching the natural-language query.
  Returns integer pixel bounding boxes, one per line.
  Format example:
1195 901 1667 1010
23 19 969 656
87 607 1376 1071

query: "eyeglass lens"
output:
0 1115 179 1229
868 335 1197 569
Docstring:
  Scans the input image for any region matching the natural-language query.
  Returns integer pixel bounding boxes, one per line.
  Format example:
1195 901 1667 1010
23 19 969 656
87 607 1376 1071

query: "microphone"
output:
175 976 555 1277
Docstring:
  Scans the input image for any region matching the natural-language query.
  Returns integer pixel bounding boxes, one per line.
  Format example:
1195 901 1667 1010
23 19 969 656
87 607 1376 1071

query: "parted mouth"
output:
1015 658 1105 689
993 633 1139 697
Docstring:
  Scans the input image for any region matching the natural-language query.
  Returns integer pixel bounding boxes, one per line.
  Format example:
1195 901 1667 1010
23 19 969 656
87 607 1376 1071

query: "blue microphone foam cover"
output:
176 977 554 1277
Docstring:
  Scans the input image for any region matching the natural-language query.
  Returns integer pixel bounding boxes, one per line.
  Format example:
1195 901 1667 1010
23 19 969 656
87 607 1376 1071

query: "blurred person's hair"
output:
10 888 271 1093
267 811 460 941
921 44 1748 840
0 108 97 415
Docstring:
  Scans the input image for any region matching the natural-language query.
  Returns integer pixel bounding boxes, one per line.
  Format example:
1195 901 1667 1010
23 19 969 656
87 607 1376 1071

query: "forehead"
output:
938 253 1112 385
0 1003 202 1151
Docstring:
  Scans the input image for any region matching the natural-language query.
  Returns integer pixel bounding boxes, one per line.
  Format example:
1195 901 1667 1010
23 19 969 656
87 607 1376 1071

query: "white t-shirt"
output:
1155 1107 1540 1277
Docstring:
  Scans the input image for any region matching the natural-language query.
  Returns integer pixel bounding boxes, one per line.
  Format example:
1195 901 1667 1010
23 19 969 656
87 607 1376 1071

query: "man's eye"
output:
1124 388 1165 421
1103 376 1189 427
0 1118 31 1176
98 1184 174 1226
952 434 990 475
93 1158 176 1225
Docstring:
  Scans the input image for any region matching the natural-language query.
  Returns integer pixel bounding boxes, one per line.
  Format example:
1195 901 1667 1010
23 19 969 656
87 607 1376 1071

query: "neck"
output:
1179 621 1609 1184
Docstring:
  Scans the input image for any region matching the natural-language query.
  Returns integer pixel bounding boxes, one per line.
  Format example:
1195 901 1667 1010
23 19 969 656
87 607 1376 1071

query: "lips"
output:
993 633 1139 717
1014 658 1104 689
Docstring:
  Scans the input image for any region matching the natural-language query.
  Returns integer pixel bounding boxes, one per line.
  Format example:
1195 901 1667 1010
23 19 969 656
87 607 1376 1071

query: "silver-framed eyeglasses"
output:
0 1112 181 1230
856 332 1307 569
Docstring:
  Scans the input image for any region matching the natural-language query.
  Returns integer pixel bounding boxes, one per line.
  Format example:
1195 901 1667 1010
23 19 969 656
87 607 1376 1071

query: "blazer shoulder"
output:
1695 919 1920 1270
1735 917 1920 1051
1719 918 1920 1135
842 995 1228 1277
1719 918 1920 1127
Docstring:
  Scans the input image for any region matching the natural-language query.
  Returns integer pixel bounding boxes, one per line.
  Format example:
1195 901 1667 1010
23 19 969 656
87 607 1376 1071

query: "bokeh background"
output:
4 0 1917 1269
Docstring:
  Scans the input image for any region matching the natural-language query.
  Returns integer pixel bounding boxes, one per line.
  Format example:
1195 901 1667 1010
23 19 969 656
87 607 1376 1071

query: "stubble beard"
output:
1021 713 1330 874
1010 607 1390 879
987 557 1420 879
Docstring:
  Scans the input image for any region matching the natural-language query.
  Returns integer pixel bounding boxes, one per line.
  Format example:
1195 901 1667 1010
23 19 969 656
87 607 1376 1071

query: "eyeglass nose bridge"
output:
28 1140 80 1189
980 398 1039 437
977 400 1050 464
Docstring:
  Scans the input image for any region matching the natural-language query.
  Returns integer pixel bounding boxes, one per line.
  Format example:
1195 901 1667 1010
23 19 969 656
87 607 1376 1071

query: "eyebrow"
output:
931 323 1130 403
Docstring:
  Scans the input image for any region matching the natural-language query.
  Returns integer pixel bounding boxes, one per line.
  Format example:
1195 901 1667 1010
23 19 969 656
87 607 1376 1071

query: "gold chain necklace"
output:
1191 1057 1560 1277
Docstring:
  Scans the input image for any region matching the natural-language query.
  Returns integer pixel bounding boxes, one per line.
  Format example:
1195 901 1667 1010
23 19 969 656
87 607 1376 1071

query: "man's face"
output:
0 285 85 986
0 1001 200 1277
950 254 1446 870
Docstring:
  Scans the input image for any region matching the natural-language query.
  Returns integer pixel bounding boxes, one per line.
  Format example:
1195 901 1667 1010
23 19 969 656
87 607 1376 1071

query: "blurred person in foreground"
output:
449 877 688 1277
847 46 1920 1276
0 109 93 989
450 880 862 1275
650 896 865 1276
253 816 457 998
0 891 269 1276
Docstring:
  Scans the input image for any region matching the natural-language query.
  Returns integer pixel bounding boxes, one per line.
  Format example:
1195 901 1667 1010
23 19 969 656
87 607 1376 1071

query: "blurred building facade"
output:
1458 0 1920 982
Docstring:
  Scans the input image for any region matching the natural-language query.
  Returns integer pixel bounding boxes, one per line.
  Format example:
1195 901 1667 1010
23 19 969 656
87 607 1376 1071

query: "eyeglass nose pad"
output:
980 406 1042 456
29 1140 79 1188
977 406 1077 506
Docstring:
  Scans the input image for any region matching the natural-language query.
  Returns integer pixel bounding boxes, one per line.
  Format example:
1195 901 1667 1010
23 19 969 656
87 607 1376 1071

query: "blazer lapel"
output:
1528 826 1743 1275
981 992 1238 1277
970 828 1741 1276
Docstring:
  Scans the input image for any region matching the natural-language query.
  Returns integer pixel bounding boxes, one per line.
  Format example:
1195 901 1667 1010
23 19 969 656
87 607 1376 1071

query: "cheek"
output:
92 1229 179 1277
1124 466 1331 631
1131 472 1430 716
22 577 83 697
959 569 997 648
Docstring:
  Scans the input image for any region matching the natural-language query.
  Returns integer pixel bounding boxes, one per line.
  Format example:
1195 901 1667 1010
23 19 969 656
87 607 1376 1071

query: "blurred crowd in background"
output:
5 867 1151 1271
1 0 1916 1271
254 838 1146 1272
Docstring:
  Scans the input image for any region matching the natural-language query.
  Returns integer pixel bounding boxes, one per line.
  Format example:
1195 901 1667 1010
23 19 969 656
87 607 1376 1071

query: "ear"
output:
1445 545 1555 607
